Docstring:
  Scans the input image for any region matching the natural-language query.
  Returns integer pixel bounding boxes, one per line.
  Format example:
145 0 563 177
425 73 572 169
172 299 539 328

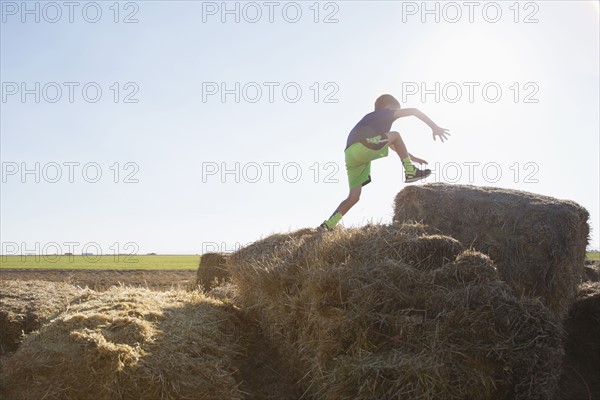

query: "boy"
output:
319 94 450 230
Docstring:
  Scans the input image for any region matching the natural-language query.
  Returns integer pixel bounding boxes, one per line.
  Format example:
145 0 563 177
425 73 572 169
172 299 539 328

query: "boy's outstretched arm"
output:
394 108 451 142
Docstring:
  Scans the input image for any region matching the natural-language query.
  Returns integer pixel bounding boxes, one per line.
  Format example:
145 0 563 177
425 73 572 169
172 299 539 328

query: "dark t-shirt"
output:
345 109 397 149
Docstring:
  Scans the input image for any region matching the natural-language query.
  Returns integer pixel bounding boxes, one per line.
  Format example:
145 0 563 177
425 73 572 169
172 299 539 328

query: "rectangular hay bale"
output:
197 252 230 291
393 183 589 319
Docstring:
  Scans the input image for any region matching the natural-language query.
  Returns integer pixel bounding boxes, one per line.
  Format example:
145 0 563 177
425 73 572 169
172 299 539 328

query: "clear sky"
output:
1 0 599 255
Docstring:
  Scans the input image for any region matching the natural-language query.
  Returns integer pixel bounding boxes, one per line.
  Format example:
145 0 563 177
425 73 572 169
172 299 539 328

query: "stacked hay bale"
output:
197 252 230 291
230 223 564 400
393 183 589 319
0 280 91 355
0 287 244 400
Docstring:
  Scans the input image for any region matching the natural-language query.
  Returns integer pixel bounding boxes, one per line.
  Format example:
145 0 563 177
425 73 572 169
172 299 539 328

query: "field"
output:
0 255 199 291
588 252 600 260
0 254 198 270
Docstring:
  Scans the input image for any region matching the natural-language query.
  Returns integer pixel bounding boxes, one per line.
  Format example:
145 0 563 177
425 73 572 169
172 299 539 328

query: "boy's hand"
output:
411 155 428 165
432 126 450 142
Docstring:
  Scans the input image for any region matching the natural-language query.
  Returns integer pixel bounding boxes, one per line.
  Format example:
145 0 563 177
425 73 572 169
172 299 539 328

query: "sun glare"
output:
429 31 523 81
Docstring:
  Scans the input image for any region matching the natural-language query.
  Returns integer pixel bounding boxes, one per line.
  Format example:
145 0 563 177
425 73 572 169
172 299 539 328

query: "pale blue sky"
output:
1 1 599 254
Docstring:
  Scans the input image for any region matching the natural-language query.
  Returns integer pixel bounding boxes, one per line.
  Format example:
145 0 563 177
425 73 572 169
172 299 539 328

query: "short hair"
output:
374 94 400 110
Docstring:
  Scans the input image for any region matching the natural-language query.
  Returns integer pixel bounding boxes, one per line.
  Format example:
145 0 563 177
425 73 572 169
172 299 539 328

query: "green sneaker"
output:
405 167 431 183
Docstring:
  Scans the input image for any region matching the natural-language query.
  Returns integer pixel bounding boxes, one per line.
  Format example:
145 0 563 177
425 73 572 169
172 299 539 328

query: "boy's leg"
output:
321 186 361 230
321 143 373 230
386 131 431 182
386 131 409 158
320 142 384 230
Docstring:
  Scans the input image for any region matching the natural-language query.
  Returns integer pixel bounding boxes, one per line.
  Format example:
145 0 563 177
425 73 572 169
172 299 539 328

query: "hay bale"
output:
197 252 230 291
0 287 244 400
0 280 91 355
230 224 564 400
559 281 600 400
393 183 589 319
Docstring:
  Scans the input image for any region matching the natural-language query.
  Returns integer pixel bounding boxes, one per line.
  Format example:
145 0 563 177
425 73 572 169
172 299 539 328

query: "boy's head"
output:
374 94 401 111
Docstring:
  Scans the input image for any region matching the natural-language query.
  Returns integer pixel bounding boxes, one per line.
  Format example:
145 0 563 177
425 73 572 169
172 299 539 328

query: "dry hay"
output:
197 253 231 291
559 281 600 400
0 280 91 355
207 282 239 303
230 223 564 400
393 183 589 319
0 287 244 400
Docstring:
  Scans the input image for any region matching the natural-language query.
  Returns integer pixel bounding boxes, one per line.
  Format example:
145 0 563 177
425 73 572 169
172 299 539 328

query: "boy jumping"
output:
319 94 450 230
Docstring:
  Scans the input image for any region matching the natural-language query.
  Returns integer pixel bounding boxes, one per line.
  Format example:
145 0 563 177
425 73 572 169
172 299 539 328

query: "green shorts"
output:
344 138 389 189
